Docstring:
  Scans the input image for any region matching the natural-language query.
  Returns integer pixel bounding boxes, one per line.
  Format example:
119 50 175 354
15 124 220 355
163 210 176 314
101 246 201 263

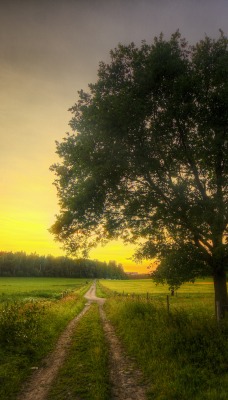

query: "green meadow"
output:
98 279 228 400
99 278 216 315
99 278 214 295
0 277 89 303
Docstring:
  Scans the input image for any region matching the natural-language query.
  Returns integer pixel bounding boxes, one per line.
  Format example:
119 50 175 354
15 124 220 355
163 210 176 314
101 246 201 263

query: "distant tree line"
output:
0 251 127 279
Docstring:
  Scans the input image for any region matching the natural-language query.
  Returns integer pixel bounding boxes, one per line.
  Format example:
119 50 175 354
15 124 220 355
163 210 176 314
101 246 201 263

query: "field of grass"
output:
0 277 89 303
0 278 90 400
99 278 214 295
97 279 228 399
99 278 217 315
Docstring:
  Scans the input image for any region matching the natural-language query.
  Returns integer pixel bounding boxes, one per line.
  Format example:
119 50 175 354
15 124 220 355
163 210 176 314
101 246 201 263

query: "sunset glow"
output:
1 1 227 273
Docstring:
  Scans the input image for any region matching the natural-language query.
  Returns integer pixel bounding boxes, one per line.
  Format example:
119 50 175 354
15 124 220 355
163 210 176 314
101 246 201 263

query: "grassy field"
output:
99 278 214 295
98 279 228 400
0 278 90 400
0 277 89 303
99 278 218 317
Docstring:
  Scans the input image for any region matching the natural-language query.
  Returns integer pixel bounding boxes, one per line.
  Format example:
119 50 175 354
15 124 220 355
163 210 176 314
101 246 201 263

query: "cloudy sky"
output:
0 0 227 271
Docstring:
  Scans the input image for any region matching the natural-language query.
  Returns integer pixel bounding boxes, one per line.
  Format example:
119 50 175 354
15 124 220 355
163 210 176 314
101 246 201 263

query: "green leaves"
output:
151 243 210 290
51 31 228 281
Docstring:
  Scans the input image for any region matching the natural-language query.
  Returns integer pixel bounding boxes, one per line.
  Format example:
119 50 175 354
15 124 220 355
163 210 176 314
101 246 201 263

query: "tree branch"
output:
177 123 209 202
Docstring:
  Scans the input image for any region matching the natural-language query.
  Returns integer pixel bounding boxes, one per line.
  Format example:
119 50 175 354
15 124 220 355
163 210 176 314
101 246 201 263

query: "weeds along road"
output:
17 281 148 400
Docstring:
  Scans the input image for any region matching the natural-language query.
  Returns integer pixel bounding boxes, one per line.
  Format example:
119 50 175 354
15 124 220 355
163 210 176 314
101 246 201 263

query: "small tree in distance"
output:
150 243 211 295
50 31 228 317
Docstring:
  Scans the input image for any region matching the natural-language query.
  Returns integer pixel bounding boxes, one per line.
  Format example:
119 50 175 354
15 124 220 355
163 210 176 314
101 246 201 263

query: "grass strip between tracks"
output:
47 303 110 400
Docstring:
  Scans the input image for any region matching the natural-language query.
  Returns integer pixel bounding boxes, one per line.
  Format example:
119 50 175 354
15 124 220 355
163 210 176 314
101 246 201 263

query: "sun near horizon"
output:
0 174 151 274
0 111 151 274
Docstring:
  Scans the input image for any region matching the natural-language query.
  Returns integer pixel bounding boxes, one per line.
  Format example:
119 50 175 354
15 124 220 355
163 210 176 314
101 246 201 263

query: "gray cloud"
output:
1 0 227 83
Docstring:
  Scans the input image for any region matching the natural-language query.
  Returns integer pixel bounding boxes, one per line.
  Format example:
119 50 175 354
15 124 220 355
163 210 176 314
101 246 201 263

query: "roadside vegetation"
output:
0 278 90 400
47 303 110 400
99 278 216 313
99 280 228 400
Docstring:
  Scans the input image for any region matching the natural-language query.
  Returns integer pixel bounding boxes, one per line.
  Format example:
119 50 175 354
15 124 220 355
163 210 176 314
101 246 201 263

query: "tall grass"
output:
48 304 110 400
105 298 228 400
0 283 89 400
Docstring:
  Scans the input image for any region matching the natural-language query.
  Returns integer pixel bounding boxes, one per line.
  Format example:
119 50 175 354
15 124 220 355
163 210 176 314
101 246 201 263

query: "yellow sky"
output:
0 65 150 272
0 70 150 272
0 1 225 273
0 167 151 272
0 157 151 272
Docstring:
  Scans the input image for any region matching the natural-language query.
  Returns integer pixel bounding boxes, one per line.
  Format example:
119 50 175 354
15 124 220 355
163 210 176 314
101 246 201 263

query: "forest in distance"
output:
0 251 126 279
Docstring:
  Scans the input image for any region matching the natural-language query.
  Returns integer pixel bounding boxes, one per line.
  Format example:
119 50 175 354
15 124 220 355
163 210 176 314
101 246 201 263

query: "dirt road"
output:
17 304 91 400
17 281 147 400
85 281 148 399
84 280 106 305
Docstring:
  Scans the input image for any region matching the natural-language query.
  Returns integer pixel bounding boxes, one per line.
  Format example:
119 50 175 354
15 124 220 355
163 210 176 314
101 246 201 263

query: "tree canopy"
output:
51 31 228 314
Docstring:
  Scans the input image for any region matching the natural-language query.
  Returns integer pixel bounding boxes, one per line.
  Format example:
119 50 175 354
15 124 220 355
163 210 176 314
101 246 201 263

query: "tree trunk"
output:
213 268 228 319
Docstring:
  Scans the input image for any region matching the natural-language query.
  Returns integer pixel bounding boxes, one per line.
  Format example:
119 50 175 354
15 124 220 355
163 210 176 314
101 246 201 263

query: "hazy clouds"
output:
1 0 227 87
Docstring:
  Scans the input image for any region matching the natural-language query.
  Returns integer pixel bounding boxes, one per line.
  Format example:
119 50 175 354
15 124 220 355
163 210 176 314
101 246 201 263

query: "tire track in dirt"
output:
17 282 148 400
17 303 90 400
86 282 148 399
99 306 148 400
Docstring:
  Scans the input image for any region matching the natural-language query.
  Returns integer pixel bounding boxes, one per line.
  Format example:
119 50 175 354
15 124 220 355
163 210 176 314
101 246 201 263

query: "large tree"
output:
51 32 228 316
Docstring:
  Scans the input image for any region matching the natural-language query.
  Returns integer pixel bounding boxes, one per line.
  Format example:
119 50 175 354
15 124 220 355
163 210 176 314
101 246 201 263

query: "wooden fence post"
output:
167 295 170 314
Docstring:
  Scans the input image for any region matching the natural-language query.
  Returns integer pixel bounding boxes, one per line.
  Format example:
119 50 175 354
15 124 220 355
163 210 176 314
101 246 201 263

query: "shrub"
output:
0 302 44 349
